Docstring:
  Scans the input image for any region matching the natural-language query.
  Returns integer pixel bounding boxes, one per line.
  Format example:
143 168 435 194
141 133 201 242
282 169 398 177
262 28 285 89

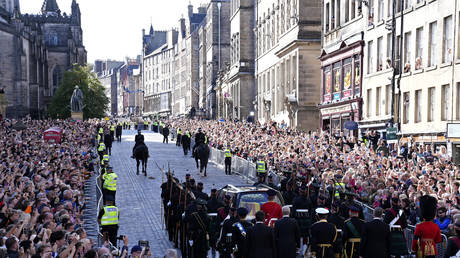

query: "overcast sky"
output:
20 0 205 63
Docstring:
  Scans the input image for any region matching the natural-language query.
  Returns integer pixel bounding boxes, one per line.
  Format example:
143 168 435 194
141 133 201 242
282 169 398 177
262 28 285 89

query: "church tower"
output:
41 0 60 16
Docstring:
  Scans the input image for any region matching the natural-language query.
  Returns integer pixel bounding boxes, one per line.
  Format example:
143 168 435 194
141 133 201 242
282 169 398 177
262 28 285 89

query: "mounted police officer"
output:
98 195 119 246
193 128 206 157
132 129 144 158
342 205 364 258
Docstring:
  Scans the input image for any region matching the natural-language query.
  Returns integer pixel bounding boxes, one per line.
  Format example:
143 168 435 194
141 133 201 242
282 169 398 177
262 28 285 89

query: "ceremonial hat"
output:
315 208 329 215
267 189 277 196
420 195 437 220
237 207 248 217
131 246 142 254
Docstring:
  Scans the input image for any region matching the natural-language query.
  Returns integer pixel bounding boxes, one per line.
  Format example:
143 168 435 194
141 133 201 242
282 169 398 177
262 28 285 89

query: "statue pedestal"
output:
71 112 83 120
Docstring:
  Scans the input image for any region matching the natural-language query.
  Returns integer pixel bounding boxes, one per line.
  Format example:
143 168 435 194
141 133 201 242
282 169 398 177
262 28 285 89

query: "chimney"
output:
188 4 193 18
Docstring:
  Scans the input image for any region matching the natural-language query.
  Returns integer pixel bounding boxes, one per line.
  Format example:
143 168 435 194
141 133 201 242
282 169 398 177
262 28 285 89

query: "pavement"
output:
109 130 246 257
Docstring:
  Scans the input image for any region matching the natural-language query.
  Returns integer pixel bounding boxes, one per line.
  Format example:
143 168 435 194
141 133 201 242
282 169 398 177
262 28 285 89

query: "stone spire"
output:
41 0 60 15
149 24 154 35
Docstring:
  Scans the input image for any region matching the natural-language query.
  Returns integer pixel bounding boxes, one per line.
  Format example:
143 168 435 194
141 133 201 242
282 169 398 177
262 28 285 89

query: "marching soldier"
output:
292 185 313 254
185 198 210 258
216 207 237 258
328 203 345 256
310 208 338 258
232 207 253 258
224 145 232 175
384 197 408 256
98 195 119 246
342 205 364 258
261 189 282 227
411 195 442 257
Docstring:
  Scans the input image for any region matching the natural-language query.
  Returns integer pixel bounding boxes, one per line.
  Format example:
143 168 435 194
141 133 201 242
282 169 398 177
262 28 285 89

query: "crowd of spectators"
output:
168 118 460 235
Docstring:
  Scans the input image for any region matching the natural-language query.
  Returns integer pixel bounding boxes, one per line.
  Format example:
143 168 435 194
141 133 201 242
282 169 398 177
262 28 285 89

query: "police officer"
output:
153 120 159 132
217 207 237 258
97 142 106 162
185 198 210 258
132 129 144 158
104 130 113 155
110 124 115 141
342 205 364 258
193 128 206 156
182 130 191 155
101 154 110 167
163 124 170 144
115 122 122 142
310 208 338 258
98 126 104 139
256 155 267 181
102 166 117 204
98 195 119 246
224 145 232 175
144 120 149 130
232 207 253 258
176 128 182 147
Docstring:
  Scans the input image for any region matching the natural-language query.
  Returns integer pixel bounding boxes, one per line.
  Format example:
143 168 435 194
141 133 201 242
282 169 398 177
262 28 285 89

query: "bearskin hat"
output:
420 195 437 220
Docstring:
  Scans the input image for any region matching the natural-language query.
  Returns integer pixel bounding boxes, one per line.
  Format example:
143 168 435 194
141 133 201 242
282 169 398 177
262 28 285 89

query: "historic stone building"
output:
93 60 124 116
255 0 322 130
217 0 256 121
0 0 86 118
116 57 140 116
318 0 364 135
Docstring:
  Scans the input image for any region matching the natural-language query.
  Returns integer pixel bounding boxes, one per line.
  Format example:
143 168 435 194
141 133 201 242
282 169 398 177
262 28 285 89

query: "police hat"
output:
267 189 277 197
198 128 202 132
237 207 248 217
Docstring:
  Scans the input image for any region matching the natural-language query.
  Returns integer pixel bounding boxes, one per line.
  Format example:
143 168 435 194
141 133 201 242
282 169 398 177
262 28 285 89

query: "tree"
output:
48 65 109 119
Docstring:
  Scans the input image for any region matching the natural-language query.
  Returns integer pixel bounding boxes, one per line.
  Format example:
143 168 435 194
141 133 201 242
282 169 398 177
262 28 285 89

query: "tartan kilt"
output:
295 217 312 237
208 217 220 245
390 230 409 255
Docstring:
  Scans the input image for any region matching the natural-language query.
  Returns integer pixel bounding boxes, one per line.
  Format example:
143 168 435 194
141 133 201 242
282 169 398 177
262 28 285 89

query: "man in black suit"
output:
274 206 300 258
246 210 276 258
359 207 391 258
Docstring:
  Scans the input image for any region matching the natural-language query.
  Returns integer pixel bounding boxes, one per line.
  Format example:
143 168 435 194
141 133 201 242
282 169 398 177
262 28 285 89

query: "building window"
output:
428 87 435 122
336 0 341 27
429 21 437 67
331 1 335 29
457 83 460 120
378 0 384 22
351 0 356 19
442 84 450 121
403 92 409 124
332 62 341 100
415 27 424 70
343 58 352 97
354 55 361 95
415 89 421 123
443 15 453 63
323 66 332 102
385 84 391 115
376 86 381 116
387 0 392 18
345 0 350 22
325 3 330 32
404 0 412 9
368 40 374 74
367 89 372 117
386 33 393 69
404 32 411 72
377 37 383 71
368 0 374 26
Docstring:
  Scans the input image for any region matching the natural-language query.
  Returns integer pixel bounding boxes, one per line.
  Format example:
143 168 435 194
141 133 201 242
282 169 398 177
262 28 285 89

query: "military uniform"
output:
232 208 253 258
310 208 338 258
411 195 442 257
292 190 313 238
217 212 238 258
342 216 364 258
185 199 210 258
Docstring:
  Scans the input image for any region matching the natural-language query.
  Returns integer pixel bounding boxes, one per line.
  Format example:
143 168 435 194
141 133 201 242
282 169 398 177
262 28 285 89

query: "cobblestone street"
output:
109 130 246 257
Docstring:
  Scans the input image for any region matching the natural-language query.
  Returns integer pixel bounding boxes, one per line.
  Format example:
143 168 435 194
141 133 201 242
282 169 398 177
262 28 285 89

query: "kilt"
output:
390 230 409 255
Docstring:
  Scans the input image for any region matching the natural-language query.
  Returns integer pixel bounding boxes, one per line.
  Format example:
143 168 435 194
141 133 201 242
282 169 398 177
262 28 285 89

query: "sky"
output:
20 0 205 63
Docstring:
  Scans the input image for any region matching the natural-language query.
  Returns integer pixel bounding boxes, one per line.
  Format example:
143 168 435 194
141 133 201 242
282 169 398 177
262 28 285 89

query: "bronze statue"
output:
71 86 83 113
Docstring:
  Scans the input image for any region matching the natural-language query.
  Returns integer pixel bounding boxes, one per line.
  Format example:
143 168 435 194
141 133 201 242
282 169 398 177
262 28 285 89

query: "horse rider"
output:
132 129 144 158
192 128 206 157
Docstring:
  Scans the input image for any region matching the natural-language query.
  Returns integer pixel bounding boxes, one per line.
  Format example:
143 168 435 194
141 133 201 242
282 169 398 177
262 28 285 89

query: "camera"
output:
138 240 149 252
116 235 125 240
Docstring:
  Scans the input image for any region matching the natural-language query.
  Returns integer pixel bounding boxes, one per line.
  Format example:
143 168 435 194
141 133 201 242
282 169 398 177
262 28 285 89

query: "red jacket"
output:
261 201 282 226
411 221 442 256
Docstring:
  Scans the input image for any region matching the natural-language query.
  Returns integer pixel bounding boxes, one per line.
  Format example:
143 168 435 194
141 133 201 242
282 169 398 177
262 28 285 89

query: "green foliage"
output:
48 65 109 119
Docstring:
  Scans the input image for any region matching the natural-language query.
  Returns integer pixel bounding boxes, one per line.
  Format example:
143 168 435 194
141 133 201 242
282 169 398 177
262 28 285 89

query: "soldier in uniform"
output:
218 195 232 222
217 207 238 258
411 195 442 258
181 131 191 155
328 203 345 256
267 175 279 190
342 205 364 258
310 208 338 258
292 185 312 253
384 197 409 256
207 189 224 213
232 207 253 258
185 198 210 258
261 189 283 226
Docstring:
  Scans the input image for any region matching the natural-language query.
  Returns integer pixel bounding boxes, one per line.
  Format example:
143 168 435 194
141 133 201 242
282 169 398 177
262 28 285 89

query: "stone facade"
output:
93 60 124 116
217 0 256 121
116 57 140 116
255 0 321 130
0 0 86 118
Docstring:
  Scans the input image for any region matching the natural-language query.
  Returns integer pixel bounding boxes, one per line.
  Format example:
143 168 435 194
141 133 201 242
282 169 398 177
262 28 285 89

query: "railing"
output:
354 200 449 258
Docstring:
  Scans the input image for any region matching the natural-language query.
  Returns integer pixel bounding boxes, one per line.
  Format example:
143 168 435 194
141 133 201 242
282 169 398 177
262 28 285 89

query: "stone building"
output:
93 60 124 116
142 28 178 116
116 57 140 116
318 0 364 135
255 0 322 130
0 0 86 118
360 0 460 147
216 0 256 121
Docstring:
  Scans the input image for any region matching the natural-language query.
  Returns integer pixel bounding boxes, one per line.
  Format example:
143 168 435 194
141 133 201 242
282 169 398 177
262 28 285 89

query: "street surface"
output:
110 130 246 257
